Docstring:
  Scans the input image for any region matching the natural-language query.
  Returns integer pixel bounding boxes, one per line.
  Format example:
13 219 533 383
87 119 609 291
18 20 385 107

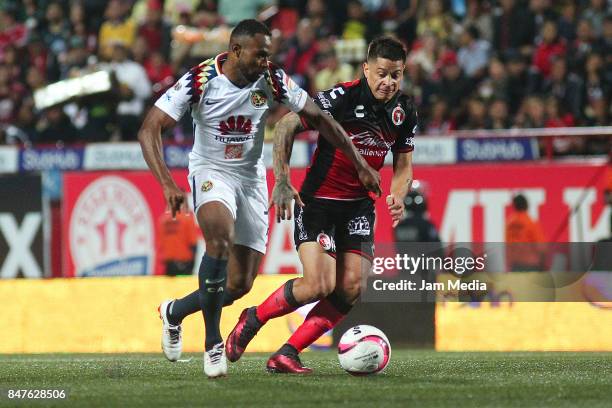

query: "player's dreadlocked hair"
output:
230 19 271 41
367 36 407 62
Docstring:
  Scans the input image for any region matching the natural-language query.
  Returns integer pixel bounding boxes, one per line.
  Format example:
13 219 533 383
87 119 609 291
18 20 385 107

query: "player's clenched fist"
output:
163 183 185 218
270 180 305 223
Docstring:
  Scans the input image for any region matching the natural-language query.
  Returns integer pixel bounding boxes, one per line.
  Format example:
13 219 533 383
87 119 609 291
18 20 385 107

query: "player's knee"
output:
205 235 232 257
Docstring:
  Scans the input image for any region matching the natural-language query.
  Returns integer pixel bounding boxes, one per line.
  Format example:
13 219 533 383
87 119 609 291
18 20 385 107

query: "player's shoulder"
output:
185 53 225 95
396 92 418 116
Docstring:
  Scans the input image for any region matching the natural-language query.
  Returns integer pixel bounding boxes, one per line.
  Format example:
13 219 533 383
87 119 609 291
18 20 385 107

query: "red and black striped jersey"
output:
300 78 417 200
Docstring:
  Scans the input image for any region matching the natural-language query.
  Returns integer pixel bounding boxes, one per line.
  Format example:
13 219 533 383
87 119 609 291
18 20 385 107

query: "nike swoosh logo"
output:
204 100 218 105
205 278 225 284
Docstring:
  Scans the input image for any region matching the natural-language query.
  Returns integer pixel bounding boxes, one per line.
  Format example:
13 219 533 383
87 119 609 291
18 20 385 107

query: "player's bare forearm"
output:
138 106 184 215
272 112 302 184
271 112 304 220
138 107 176 188
391 151 413 201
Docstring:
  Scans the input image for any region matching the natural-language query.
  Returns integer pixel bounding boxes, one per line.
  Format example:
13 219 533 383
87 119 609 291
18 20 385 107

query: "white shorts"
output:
190 167 268 254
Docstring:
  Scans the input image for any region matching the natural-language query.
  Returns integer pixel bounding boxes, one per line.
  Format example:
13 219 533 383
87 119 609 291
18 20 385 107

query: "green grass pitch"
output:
1 351 611 407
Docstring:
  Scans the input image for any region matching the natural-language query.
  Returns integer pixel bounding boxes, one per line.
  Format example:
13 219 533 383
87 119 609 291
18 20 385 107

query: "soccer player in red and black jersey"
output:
226 37 416 373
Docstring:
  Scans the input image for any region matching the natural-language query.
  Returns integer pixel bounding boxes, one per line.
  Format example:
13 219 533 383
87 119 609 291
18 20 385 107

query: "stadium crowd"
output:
0 0 610 155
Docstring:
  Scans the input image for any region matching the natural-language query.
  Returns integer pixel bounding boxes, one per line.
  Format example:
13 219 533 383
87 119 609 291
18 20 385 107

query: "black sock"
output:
167 290 200 326
198 253 228 351
277 343 299 357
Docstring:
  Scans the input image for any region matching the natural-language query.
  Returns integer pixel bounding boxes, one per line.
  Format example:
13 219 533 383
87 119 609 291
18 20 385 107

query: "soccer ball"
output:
337 325 391 375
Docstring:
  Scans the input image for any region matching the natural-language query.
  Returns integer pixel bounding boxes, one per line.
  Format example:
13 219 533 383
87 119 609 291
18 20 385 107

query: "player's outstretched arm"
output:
299 98 382 197
137 106 184 217
388 151 414 228
270 111 304 222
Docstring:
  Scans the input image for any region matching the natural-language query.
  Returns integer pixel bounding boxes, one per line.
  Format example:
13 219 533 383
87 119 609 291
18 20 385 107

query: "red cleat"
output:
266 353 313 374
225 307 261 362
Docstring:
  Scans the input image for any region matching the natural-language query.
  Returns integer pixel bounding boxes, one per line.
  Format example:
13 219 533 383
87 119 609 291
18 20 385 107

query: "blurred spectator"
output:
541 57 583 120
505 193 546 272
580 0 608 37
462 0 493 44
0 4 27 54
529 0 558 41
416 0 453 41
40 1 71 79
457 25 490 79
138 0 172 59
391 0 418 47
544 96 583 155
557 1 577 42
435 51 473 121
516 95 547 128
461 97 488 130
342 0 381 41
131 35 149 65
35 105 79 145
532 19 566 78
284 18 319 89
217 0 274 26
477 57 509 101
505 50 539 115
157 199 199 276
108 43 152 140
424 98 455 134
407 32 439 76
568 18 597 73
313 49 354 91
69 2 97 53
60 36 90 79
486 98 511 130
493 0 534 54
98 0 136 60
145 51 175 99
304 0 335 39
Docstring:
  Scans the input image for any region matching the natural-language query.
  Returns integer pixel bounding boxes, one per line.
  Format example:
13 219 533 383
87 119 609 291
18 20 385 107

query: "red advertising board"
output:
63 161 610 276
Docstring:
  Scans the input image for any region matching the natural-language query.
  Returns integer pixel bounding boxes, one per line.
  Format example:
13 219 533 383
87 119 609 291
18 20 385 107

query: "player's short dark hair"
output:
367 36 407 63
230 19 271 42
513 194 528 211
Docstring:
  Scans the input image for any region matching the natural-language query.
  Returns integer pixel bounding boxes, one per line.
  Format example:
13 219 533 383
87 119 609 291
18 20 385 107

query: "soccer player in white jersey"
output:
137 19 381 378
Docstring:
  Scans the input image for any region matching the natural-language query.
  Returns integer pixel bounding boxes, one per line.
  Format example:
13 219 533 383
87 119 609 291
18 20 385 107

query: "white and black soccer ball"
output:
337 325 391 375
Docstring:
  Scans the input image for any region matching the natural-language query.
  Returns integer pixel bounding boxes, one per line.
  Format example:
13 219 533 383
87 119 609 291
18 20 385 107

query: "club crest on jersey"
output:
201 181 213 192
392 105 405 126
173 81 182 91
250 90 267 108
224 144 243 159
317 232 335 252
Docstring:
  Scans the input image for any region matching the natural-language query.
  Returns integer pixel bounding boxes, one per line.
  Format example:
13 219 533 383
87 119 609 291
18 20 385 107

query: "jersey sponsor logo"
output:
224 144 243 159
317 232 336 251
250 90 268 108
392 105 405 126
201 180 213 192
69 176 154 276
349 130 393 150
219 115 253 135
348 216 371 236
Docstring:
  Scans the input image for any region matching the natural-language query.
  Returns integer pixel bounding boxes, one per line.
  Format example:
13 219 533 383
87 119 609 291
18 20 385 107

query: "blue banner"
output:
20 147 84 172
457 137 539 162
163 145 191 169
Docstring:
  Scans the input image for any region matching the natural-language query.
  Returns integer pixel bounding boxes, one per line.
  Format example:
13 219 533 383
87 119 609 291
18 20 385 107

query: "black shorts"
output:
293 196 375 259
